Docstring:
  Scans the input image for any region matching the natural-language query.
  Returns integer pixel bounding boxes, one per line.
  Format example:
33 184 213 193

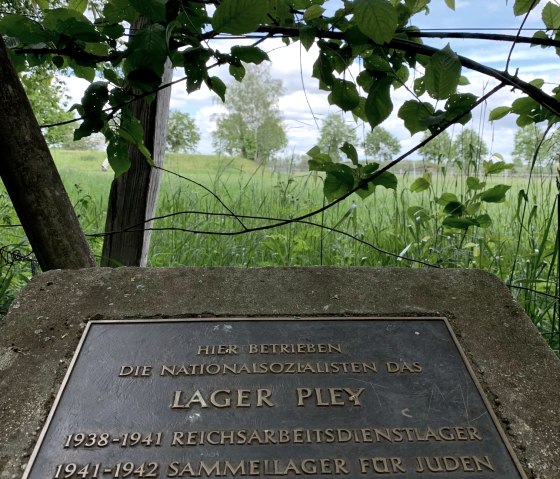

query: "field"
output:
1 150 558 353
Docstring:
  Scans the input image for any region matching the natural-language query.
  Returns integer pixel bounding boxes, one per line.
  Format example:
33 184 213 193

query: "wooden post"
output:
101 18 173 267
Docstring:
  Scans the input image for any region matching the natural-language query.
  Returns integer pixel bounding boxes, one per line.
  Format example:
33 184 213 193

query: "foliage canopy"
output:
512 124 560 167
212 64 287 163
364 127 400 162
1 0 559 223
317 113 358 162
21 67 75 147
166 110 200 153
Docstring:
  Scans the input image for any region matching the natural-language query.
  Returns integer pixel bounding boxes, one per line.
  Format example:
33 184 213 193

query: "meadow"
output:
0 149 558 353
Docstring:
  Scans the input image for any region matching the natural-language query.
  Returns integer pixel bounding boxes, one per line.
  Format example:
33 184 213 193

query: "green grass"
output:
0 150 558 353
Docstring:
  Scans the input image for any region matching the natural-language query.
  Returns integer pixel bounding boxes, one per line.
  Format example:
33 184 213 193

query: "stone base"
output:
0 267 558 478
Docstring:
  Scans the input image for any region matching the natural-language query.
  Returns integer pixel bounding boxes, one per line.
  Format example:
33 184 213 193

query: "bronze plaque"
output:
24 318 527 478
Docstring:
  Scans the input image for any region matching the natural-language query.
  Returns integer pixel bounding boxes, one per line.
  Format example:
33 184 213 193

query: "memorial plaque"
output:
24 318 527 478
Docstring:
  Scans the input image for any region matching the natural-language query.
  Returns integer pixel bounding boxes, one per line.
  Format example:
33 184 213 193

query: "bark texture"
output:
101 21 172 267
0 36 95 270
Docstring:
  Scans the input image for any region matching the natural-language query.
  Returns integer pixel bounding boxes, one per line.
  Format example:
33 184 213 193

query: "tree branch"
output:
388 37 560 118
253 25 560 118
401 31 560 48
13 47 123 65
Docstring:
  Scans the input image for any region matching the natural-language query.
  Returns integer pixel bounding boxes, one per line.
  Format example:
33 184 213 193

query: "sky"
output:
65 0 560 161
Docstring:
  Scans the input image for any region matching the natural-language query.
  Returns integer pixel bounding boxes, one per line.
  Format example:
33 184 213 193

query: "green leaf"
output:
361 163 379 176
466 177 485 190
363 54 392 73
0 15 49 44
354 0 398 44
44 8 100 42
129 0 167 22
120 114 144 144
269 0 293 26
444 0 455 9
413 77 426 96
68 59 96 82
514 0 541 16
398 100 434 134
532 30 549 47
512 96 538 115
442 217 477 229
103 67 122 86
306 145 321 157
83 42 110 57
183 47 212 93
312 51 335 86
480 185 511 203
101 23 125 39
436 192 459 206
436 192 459 205
303 4 324 21
119 128 152 163
108 87 133 107
404 0 430 14
307 146 334 171
212 0 268 34
324 170 356 202
410 176 431 193
444 93 476 125
73 82 109 141
329 79 360 111
489 106 512 121
82 81 109 114
103 0 139 23
73 121 93 141
483 160 514 175
340 142 359 165
371 171 397 190
475 214 492 228
231 45 269 64
424 44 461 100
308 156 334 171
365 77 393 129
53 56 65 68
355 183 376 199
444 201 465 215
465 202 481 215
529 78 545 88
68 0 88 14
229 63 245 81
352 97 368 123
511 96 548 124
407 205 430 224
107 137 131 177
123 24 168 90
299 26 316 51
206 76 227 102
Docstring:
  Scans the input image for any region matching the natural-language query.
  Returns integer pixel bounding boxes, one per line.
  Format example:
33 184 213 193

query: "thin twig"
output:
154 165 248 231
505 0 539 72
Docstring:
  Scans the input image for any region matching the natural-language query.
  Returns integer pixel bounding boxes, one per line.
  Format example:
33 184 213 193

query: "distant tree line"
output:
16 52 559 169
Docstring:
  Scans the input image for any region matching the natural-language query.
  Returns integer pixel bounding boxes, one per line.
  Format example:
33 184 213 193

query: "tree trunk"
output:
101 23 172 267
0 36 95 271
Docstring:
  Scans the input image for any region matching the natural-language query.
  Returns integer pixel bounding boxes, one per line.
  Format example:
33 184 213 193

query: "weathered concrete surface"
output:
0 267 558 478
